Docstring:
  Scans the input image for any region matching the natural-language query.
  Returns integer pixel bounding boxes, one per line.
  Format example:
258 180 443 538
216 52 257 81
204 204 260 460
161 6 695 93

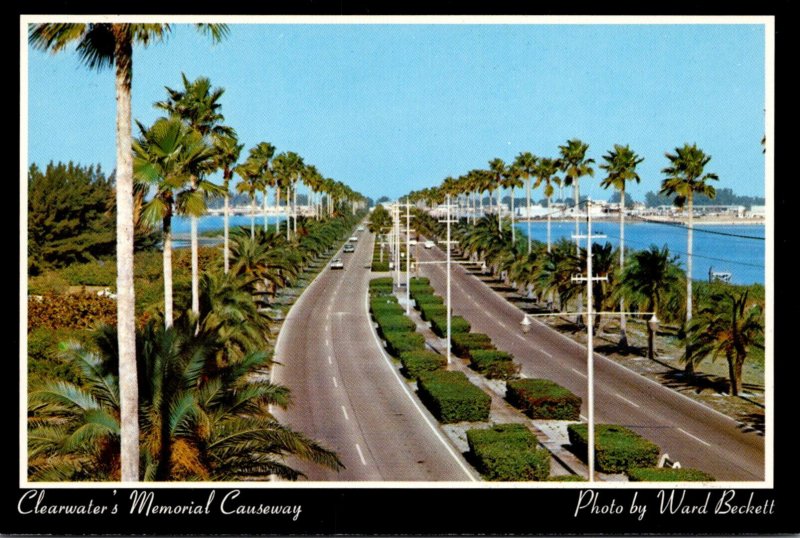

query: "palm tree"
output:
488 158 506 228
246 142 276 232
29 22 228 482
501 164 524 244
155 74 232 319
559 139 595 325
514 152 538 254
619 245 684 360
600 144 644 349
684 290 764 396
211 132 243 274
660 143 719 372
235 159 263 239
532 157 561 254
133 117 215 328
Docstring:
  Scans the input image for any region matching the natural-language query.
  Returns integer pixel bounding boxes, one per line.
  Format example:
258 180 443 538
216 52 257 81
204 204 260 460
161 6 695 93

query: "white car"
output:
409 239 418 246
330 258 344 270
349 236 358 242
424 240 435 249
356 225 365 232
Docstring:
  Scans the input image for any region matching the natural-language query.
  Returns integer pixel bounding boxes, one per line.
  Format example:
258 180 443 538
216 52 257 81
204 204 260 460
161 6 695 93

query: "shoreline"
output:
514 217 765 226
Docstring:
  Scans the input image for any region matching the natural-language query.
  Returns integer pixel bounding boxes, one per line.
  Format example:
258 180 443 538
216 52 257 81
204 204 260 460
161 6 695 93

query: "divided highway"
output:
272 230 475 481
415 241 765 482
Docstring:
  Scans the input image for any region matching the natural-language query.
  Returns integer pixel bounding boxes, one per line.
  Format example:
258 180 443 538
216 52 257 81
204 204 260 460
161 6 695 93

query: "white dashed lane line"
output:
678 427 711 447
355 443 367 465
341 406 349 421
614 393 641 408
332 376 338 388
571 368 587 378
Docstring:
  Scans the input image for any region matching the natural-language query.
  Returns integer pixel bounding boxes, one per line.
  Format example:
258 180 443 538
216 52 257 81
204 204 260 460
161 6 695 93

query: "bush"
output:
409 283 435 296
60 260 117 287
450 332 494 359
374 314 416 337
409 277 430 286
469 350 519 380
419 302 447 321
428 314 471 338
466 423 550 481
399 350 446 379
506 378 582 420
28 327 91 387
370 298 403 317
548 475 586 482
627 467 715 482
371 261 390 272
369 277 394 296
417 370 491 423
383 331 426 356
413 293 444 308
567 424 660 473
28 293 117 331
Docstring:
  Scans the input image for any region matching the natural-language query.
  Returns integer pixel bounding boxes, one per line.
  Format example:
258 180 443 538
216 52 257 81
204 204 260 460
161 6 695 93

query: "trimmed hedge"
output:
413 293 444 307
627 467 716 482
409 285 436 298
383 331 426 356
428 314 471 338
548 475 586 482
450 332 494 359
399 350 447 379
419 302 448 322
417 370 491 423
409 277 430 286
369 277 394 295
469 350 519 380
371 261 390 272
370 298 403 317
567 424 660 473
374 314 416 337
506 378 582 420
466 424 550 481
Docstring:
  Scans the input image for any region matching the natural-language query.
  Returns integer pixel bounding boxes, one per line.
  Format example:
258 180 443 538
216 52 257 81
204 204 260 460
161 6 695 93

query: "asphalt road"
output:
415 241 766 482
272 230 476 481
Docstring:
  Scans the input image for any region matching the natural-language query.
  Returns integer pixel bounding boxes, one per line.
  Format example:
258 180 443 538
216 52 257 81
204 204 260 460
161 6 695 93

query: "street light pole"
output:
446 194 452 365
406 201 412 315
571 198 607 482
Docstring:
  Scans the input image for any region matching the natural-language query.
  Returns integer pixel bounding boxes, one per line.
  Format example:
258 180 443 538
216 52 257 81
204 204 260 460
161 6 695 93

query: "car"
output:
424 240 435 249
356 225 365 232
409 239 418 246
349 236 358 242
343 244 355 253
330 258 344 270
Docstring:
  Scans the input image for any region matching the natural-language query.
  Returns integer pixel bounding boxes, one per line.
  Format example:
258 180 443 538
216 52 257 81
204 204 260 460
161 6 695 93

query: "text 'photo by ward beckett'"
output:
7 3 795 536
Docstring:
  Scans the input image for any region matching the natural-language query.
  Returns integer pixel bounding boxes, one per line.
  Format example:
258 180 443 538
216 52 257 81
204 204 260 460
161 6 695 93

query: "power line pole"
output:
571 198 607 482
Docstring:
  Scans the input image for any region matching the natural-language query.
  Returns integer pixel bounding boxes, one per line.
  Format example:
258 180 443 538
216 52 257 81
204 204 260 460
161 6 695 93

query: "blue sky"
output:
27 22 767 202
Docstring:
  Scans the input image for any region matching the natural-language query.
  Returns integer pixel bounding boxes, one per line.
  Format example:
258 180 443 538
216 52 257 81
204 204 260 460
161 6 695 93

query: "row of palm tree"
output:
30 23 366 481
409 140 720 364
412 208 762 397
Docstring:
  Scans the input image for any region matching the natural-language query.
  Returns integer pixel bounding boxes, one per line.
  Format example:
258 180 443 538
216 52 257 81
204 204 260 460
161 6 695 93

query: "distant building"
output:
749 205 766 218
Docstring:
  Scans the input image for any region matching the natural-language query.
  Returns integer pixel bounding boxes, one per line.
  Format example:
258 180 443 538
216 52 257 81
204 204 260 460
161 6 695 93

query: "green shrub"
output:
370 298 403 317
28 293 117 331
450 332 494 358
383 331 426 356
627 467 715 482
28 327 91 387
567 424 660 473
419 302 448 322
374 314 416 337
466 424 550 481
548 475 586 482
60 260 117 286
413 293 444 308
369 277 394 295
371 261 390 272
429 314 471 338
399 350 446 379
409 283 435 295
506 378 582 420
410 277 430 286
469 349 513 369
417 370 491 423
28 272 71 295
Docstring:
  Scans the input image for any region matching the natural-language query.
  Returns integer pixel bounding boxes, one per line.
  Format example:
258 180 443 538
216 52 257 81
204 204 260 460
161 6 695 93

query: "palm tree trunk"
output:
511 187 516 243
191 212 199 316
619 186 628 350
223 191 230 274
275 186 280 234
526 177 531 254
496 187 502 230
261 187 269 233
647 324 655 360
163 214 173 328
114 32 139 483
730 355 743 396
479 191 483 220
574 180 583 326
250 194 255 240
293 182 298 235
547 195 552 253
685 194 695 374
286 186 291 241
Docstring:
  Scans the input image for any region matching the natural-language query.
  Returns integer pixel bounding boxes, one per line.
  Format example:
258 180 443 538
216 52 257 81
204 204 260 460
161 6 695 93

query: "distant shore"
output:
515 216 765 226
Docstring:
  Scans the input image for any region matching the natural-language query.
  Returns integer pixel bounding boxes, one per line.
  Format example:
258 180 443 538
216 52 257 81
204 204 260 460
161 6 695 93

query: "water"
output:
514 221 766 285
172 214 286 234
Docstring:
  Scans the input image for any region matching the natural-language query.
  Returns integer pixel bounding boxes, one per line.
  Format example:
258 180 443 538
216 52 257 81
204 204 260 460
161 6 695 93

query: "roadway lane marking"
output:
678 427 711 447
341 406 350 421
539 349 553 358
355 443 367 466
516 334 526 341
580 415 588 421
614 393 641 408
571 368 587 378
332 376 338 388
327 356 332 365
325 338 330 347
